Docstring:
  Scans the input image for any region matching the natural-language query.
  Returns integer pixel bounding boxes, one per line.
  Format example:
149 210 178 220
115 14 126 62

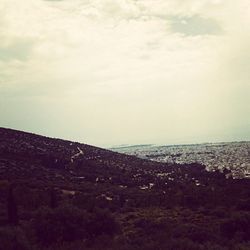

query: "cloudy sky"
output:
0 0 249 147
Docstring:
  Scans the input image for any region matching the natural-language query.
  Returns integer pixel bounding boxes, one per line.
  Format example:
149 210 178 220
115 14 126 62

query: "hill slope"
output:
0 127 166 185
0 127 212 189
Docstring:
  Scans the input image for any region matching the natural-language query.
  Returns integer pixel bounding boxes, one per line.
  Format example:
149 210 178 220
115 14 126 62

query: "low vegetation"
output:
0 128 250 250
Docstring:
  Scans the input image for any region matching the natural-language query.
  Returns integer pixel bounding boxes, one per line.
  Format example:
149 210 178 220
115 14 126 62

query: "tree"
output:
7 184 18 225
49 188 58 209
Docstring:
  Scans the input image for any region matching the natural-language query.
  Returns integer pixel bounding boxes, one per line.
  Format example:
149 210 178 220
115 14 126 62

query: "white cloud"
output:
0 0 249 146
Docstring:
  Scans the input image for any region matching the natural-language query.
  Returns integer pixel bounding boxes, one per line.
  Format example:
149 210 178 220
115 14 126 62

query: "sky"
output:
0 0 250 147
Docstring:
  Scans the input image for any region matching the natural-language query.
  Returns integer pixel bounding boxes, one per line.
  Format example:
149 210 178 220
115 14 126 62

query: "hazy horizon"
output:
1 0 250 147
1 126 249 149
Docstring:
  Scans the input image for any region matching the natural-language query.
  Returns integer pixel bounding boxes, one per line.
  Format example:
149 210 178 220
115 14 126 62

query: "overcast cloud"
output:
0 0 249 147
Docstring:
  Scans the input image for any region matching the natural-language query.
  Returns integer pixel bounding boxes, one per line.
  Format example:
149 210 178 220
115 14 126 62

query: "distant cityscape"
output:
111 142 250 179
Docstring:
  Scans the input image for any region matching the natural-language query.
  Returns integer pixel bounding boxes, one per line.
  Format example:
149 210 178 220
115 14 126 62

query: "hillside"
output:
0 127 167 186
0 128 250 250
0 127 221 194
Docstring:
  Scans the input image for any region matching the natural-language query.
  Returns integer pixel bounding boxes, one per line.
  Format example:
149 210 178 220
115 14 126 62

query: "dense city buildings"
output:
112 142 250 179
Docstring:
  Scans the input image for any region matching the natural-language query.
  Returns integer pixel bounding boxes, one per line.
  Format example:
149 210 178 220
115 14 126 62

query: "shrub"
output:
87 208 120 239
220 213 250 240
0 226 31 250
33 204 90 245
172 223 215 243
33 205 120 246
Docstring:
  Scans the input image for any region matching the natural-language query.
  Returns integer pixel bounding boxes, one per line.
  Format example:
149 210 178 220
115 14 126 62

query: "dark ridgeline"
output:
0 127 250 250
